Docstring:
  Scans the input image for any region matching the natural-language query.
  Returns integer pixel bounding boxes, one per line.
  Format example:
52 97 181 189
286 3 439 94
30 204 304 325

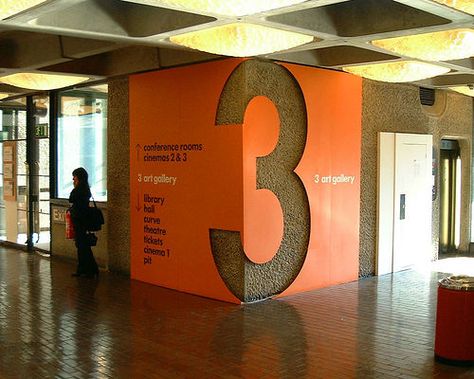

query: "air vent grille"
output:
420 87 435 106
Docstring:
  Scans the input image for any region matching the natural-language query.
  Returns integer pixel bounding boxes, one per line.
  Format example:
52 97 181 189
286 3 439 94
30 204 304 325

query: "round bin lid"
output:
439 275 474 291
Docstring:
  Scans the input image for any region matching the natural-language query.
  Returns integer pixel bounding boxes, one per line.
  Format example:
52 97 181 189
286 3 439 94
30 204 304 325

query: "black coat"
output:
69 184 91 229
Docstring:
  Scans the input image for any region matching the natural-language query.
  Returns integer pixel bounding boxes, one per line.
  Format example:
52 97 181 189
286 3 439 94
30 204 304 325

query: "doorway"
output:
377 132 433 274
439 139 461 255
0 95 50 252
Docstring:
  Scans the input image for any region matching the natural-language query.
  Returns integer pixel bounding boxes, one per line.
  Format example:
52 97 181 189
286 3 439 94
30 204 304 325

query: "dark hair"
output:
72 167 89 186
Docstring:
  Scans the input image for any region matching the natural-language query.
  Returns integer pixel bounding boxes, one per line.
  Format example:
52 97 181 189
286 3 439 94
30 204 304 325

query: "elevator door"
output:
392 134 433 271
377 132 433 274
439 139 460 254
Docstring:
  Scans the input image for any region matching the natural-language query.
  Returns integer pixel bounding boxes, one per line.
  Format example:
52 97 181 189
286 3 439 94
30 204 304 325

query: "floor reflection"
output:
0 247 473 378
210 300 307 378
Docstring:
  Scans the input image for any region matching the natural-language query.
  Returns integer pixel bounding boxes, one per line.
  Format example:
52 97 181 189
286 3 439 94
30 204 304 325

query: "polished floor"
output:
0 247 473 379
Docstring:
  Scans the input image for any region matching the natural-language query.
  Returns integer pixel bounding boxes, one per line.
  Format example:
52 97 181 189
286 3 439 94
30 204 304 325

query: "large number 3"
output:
210 60 310 303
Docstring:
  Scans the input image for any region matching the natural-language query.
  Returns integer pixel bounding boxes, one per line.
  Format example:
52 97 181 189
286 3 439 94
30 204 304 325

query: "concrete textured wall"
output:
359 80 473 277
213 60 310 302
104 64 473 281
107 77 130 274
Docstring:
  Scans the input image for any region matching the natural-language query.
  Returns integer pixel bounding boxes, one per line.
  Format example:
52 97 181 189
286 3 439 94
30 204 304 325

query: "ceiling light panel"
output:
0 0 48 20
170 23 313 57
342 61 451 83
372 29 474 61
433 0 474 15
122 0 307 17
450 85 474 96
0 73 90 90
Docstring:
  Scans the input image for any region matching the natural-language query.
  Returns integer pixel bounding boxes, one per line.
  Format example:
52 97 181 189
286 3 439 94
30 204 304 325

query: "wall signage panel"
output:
130 59 362 303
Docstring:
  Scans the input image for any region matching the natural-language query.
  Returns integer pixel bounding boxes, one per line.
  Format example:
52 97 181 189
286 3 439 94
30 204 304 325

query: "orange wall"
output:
280 64 362 296
129 59 362 303
129 59 243 303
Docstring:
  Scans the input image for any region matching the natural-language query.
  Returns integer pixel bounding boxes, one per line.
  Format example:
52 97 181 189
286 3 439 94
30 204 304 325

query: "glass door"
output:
28 95 50 251
0 95 50 252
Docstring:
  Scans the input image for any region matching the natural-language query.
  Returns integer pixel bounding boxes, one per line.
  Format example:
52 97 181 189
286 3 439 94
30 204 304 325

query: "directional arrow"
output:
136 191 141 211
136 144 142 161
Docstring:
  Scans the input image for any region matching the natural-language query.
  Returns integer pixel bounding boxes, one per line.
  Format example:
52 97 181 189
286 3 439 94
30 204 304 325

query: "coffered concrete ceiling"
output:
0 0 473 96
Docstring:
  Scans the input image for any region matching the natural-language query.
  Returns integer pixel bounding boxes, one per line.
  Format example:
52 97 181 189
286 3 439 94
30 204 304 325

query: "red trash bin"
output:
435 275 474 365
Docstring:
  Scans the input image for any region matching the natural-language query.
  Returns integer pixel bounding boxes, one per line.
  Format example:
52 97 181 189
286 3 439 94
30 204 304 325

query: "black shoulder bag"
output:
87 197 105 232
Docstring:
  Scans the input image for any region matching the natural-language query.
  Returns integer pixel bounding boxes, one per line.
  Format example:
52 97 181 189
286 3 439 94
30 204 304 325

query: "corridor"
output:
0 247 473 378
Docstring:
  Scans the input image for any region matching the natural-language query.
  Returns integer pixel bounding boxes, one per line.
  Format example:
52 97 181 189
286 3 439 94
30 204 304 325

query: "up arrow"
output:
136 144 142 161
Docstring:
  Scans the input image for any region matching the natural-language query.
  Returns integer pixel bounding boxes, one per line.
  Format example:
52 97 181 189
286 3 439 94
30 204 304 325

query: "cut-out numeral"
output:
210 61 310 303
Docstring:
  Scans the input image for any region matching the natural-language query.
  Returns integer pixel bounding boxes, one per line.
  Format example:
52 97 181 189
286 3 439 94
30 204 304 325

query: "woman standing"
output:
69 167 99 278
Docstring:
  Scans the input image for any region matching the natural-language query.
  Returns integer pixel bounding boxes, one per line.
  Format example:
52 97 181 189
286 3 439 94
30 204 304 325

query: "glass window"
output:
0 97 27 242
57 84 107 200
0 98 27 141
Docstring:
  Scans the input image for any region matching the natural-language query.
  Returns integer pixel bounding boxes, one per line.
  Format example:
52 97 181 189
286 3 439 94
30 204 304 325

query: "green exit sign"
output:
35 123 48 137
